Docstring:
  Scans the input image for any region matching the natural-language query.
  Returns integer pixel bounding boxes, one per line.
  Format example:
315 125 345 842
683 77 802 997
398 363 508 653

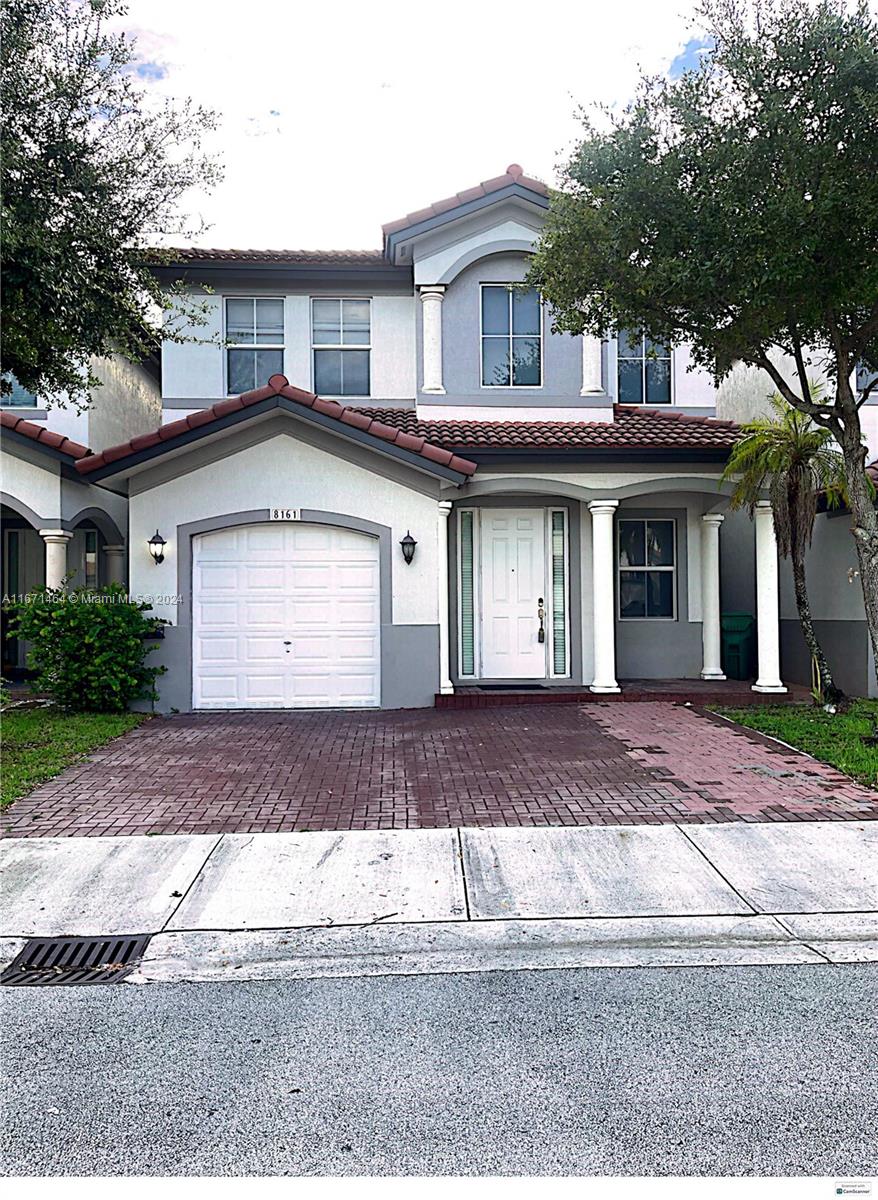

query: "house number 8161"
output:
270 508 300 521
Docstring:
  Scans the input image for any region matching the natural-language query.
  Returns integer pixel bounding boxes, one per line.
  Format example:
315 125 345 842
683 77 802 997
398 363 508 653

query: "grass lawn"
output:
715 699 878 789
1 706 147 808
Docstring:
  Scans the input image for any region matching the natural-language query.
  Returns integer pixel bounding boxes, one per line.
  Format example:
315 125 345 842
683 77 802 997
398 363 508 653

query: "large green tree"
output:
1 0 221 408
531 0 878 688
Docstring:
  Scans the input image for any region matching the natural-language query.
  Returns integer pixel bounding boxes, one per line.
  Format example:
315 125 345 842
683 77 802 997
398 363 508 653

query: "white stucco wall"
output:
162 294 224 400
672 344 718 407
3 447 62 521
161 291 416 405
128 432 443 627
371 296 416 399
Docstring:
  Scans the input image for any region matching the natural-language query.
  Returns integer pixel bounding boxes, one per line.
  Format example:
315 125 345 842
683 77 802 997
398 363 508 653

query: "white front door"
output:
480 509 547 678
192 523 380 709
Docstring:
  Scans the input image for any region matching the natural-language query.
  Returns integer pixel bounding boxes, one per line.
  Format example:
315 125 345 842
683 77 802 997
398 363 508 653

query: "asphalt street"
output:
1 963 876 1176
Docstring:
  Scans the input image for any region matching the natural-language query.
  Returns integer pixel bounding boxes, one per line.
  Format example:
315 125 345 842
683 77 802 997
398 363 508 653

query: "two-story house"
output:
6 164 874 703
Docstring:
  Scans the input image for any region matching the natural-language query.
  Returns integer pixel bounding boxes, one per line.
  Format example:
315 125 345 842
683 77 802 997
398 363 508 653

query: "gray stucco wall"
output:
614 506 703 679
780 619 872 698
426 252 589 405
719 509 756 616
88 354 162 451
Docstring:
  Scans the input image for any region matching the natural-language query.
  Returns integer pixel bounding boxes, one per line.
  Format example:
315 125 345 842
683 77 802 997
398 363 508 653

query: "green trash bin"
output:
721 613 756 680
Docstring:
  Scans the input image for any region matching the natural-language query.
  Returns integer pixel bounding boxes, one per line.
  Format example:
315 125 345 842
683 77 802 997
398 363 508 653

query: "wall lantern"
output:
400 531 417 565
148 530 167 565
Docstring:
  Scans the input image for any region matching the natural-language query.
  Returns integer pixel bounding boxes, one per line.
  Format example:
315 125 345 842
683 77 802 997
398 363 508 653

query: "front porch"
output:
436 678 810 709
443 486 788 700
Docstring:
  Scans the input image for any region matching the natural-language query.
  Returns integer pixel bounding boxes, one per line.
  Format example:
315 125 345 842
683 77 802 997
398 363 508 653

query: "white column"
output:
437 500 454 694
588 500 620 693
419 286 446 394
103 544 127 587
700 513 725 680
752 500 787 693
580 334 603 395
39 530 73 590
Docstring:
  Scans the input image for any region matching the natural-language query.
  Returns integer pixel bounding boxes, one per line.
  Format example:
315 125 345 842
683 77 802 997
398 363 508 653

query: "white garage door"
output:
192 523 381 709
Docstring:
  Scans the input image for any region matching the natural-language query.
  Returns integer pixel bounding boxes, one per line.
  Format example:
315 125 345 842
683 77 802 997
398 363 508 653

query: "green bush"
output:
9 584 165 712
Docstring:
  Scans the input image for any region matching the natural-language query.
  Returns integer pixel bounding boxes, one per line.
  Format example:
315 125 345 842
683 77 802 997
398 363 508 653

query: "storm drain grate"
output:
1 934 152 986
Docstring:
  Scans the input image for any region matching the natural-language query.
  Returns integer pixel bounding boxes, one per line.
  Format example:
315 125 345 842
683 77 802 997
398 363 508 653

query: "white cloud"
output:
121 0 705 249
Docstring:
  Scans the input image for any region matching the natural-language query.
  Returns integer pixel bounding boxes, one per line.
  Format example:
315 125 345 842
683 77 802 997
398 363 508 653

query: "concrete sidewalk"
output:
2 823 877 981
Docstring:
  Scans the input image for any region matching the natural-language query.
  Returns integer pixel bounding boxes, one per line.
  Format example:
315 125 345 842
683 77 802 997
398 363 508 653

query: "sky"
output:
119 0 711 251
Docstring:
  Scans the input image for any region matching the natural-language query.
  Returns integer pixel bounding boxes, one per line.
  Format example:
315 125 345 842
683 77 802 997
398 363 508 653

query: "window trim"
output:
224 296 286 396
547 507 571 678
479 283 544 390
310 296 372 399
457 507 478 678
617 517 678 621
616 333 674 406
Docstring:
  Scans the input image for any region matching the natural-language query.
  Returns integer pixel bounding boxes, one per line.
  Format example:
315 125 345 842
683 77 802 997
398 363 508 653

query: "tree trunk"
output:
835 390 878 694
790 543 842 703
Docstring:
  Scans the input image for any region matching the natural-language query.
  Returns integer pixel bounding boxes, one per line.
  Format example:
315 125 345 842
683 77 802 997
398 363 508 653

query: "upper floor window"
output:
617 332 672 405
312 298 370 397
225 298 284 394
618 519 676 620
481 285 542 387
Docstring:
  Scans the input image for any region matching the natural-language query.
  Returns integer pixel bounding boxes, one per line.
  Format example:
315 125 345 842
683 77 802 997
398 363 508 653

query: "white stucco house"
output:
2 164 875 703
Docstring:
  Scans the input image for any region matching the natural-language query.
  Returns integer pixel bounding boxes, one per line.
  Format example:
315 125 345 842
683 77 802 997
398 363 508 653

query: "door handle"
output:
537 597 546 644
283 640 292 646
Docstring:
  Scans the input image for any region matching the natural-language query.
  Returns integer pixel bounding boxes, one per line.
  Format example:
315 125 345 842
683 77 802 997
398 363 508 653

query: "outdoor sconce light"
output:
400 531 417 565
148 530 167 565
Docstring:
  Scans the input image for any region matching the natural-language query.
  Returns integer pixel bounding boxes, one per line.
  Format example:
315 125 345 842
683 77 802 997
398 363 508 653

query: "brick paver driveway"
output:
4 702 877 837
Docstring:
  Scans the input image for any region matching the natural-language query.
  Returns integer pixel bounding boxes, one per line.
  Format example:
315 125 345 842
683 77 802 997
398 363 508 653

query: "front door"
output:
480 509 547 678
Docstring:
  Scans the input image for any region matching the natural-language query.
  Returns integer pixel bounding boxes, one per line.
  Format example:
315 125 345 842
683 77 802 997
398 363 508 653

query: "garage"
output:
192 522 381 709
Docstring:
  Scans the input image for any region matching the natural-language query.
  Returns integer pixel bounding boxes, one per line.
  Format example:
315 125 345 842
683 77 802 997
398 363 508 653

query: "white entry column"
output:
103 544 127 587
752 500 787 693
437 500 454 694
588 500 620 693
419 286 446 395
700 513 726 680
39 530 73 589
580 334 603 395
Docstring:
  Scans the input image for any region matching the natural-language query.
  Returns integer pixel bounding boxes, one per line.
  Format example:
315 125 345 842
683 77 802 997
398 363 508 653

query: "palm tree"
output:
722 386 847 704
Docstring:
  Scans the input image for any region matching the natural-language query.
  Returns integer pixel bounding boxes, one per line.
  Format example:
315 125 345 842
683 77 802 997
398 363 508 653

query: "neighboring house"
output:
2 164 873 704
1 353 161 677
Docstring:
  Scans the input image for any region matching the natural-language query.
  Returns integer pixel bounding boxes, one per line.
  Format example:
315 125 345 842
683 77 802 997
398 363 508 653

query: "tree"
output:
530 0 878 688
722 388 847 702
1 0 221 409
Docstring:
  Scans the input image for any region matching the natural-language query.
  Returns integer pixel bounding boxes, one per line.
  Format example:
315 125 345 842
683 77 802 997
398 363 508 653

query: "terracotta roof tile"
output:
352 405 742 452
382 163 549 236
0 411 90 459
75 376 478 479
158 247 386 265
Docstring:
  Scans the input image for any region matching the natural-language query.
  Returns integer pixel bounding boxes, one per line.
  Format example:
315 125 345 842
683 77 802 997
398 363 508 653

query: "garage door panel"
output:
197 563 239 591
195 601 238 627
193 522 380 709
244 600 286 626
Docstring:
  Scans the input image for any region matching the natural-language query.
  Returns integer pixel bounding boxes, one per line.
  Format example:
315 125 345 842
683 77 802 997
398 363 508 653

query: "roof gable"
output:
383 164 549 263
75 376 477 483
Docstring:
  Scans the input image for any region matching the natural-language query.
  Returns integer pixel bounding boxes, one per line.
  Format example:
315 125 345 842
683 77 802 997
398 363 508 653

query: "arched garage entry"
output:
191 521 381 709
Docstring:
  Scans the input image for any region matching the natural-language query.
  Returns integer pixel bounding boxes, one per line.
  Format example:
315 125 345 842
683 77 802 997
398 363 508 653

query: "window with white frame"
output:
617 331 672 404
225 298 285 394
481 285 542 387
312 298 371 397
618 519 676 619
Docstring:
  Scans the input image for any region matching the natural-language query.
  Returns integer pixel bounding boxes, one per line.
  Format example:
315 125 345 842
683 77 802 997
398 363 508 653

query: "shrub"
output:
9 584 165 712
